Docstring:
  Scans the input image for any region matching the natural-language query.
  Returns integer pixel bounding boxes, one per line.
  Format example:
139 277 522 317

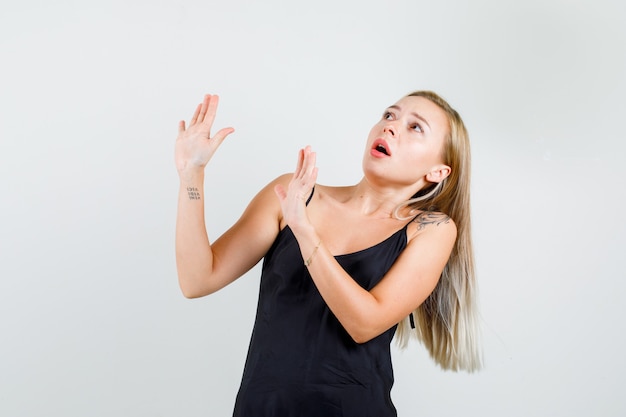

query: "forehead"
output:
391 96 449 133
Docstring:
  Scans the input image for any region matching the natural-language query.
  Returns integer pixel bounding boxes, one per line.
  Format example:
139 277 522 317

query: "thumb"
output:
274 184 287 201
211 127 235 146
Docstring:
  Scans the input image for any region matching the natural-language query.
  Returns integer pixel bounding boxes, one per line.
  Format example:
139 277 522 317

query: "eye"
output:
383 111 393 120
410 123 423 133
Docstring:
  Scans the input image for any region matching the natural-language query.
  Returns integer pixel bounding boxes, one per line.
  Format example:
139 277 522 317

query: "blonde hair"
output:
394 91 483 372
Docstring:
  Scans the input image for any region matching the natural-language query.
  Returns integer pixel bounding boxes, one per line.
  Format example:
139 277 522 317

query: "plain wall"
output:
1 0 625 416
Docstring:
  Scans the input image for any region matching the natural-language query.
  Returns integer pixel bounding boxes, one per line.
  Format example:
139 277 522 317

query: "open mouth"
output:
375 143 389 156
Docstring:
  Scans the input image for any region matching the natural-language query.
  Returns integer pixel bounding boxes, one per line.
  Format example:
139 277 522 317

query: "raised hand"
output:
175 94 235 175
274 146 318 232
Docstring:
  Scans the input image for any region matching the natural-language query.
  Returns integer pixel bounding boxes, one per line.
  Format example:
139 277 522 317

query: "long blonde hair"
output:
394 91 482 372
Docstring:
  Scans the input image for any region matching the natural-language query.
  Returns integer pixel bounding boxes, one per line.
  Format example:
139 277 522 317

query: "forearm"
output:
292 226 382 343
275 147 384 342
175 169 214 298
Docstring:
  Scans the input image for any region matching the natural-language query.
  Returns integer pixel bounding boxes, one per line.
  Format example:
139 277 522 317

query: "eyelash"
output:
410 123 423 133
383 112 423 133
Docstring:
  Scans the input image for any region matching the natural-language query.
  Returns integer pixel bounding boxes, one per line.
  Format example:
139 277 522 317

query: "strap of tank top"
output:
305 186 315 206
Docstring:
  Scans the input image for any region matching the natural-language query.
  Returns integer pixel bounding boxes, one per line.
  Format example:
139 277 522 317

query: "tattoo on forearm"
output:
187 187 201 201
413 212 450 231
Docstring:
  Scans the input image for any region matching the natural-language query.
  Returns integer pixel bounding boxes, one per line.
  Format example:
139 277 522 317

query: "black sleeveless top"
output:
233 195 410 417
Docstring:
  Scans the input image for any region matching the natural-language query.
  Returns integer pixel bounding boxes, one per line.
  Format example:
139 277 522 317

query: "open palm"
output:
175 94 234 173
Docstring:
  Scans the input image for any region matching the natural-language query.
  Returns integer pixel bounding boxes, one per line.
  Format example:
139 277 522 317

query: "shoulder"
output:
395 211 456 272
273 172 293 184
256 173 293 201
406 211 457 245
412 211 456 232
240 174 292 219
266 173 292 191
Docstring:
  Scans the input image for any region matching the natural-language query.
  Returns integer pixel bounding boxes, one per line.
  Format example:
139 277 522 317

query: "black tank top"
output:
233 193 410 417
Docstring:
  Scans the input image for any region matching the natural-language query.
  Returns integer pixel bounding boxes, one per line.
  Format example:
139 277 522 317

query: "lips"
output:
371 138 391 157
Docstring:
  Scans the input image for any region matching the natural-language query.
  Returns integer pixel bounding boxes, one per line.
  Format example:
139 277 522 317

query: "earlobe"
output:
426 165 451 183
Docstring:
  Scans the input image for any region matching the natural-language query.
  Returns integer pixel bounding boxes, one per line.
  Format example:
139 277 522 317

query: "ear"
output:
426 164 451 183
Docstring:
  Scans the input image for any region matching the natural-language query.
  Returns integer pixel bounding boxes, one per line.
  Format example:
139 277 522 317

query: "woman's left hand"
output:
274 146 318 232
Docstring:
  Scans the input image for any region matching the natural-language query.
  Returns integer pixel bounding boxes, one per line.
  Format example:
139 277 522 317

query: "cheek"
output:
423 141 446 162
403 144 441 171
365 127 378 147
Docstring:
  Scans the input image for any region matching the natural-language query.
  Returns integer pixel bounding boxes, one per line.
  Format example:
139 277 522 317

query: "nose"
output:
383 123 397 137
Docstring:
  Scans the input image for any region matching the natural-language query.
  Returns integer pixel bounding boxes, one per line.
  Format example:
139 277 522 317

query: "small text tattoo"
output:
413 212 450 231
187 187 201 200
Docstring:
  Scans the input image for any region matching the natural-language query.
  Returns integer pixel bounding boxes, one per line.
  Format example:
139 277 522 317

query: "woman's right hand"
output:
175 94 235 176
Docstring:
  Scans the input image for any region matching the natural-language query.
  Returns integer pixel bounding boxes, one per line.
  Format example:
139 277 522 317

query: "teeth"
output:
376 144 388 155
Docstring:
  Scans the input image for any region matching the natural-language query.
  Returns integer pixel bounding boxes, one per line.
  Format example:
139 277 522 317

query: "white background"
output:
1 0 625 416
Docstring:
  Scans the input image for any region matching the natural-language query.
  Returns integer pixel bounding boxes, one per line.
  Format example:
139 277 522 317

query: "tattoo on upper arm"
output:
413 212 450 231
187 187 201 201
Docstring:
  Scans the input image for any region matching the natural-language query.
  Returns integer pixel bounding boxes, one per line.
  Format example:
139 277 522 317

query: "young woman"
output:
175 91 482 416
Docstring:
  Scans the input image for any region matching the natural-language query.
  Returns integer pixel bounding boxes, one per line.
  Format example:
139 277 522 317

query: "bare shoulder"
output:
413 211 456 231
407 211 457 243
236 173 291 225
252 173 291 202
273 172 293 185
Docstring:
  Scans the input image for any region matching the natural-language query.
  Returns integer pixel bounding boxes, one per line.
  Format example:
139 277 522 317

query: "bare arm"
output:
174 94 283 298
275 146 456 343
294 217 455 343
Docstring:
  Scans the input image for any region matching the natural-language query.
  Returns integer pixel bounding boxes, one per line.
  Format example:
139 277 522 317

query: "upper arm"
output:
365 214 457 337
196 174 290 295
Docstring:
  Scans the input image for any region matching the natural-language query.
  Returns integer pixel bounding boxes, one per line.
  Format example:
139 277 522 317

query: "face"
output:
362 95 452 193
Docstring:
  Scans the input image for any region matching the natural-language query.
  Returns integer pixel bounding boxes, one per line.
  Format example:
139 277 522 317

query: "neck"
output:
347 179 422 218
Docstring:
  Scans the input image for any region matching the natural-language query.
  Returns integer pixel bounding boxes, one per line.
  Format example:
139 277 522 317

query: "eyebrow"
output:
387 105 431 131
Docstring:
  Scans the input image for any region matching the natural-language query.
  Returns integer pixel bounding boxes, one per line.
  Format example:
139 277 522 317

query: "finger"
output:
304 156 318 189
293 148 304 179
274 184 287 202
178 120 186 134
310 166 319 185
202 94 219 127
196 94 211 125
209 127 235 149
300 146 316 179
190 102 202 125
305 151 317 179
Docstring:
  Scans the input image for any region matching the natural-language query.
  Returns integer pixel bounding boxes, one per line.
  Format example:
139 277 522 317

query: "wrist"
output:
289 221 316 239
304 239 322 267
178 167 205 185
